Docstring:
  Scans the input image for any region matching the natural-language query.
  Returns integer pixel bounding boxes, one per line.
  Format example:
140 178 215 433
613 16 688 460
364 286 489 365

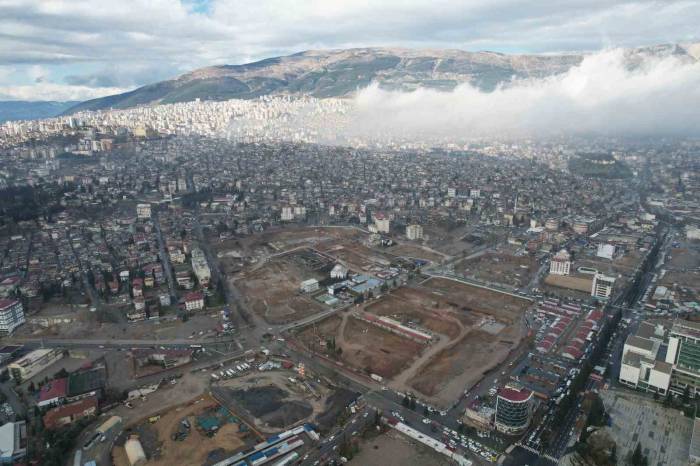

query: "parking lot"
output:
601 389 692 466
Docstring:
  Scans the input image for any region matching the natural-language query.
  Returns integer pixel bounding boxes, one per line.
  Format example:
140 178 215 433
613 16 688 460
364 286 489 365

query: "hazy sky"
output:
0 0 698 101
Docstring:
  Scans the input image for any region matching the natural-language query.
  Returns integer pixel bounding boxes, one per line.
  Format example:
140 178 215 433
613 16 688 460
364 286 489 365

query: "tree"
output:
586 394 607 427
628 442 648 466
423 406 429 416
664 390 673 407
409 397 417 410
402 395 409 408
683 385 691 405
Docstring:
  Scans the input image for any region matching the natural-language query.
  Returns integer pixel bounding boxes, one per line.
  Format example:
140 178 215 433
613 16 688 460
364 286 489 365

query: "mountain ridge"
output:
63 43 700 115
0 100 78 123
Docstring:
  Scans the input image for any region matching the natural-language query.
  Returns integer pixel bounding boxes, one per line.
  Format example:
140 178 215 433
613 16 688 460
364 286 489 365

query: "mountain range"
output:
10 43 700 118
0 100 78 123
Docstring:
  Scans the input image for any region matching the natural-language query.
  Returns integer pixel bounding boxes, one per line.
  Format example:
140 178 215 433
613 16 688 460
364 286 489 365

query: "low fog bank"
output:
344 49 700 140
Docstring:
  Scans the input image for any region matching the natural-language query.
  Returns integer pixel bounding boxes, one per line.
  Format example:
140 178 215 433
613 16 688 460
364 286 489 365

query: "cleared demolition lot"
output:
316 240 394 273
453 252 539 289
659 242 700 301
386 243 447 264
403 278 530 405
423 277 530 323
234 249 331 324
214 226 366 273
213 370 359 433
297 278 531 407
296 313 425 380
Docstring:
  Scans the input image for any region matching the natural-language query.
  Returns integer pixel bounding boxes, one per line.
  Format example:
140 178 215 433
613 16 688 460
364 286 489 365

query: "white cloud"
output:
323 49 700 139
0 82 129 101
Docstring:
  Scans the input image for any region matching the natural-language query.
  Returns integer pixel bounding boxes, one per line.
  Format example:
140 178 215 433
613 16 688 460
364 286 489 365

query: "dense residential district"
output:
0 107 700 466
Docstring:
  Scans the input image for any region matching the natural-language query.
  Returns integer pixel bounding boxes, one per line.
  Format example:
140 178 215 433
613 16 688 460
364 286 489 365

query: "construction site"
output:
212 370 358 434
111 395 255 466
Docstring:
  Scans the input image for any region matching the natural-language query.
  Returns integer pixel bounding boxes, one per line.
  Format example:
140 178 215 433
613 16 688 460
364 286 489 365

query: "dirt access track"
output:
401 277 531 406
295 312 424 379
297 277 531 408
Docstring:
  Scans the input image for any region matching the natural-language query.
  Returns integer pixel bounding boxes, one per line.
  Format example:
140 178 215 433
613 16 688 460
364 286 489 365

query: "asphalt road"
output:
153 213 178 303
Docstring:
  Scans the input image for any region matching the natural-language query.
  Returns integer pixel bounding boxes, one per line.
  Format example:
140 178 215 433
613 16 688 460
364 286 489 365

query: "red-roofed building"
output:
37 378 68 408
184 292 204 312
536 340 554 353
562 345 584 360
495 383 533 434
43 396 98 430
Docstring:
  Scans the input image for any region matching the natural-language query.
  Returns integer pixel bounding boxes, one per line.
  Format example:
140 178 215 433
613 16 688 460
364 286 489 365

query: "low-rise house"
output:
184 292 204 312
43 396 98 430
37 377 68 408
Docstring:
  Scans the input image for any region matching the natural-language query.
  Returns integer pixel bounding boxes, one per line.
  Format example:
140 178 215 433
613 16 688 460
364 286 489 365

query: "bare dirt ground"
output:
213 226 366 258
395 278 530 406
422 277 530 323
386 243 448 263
20 312 221 340
316 240 393 272
454 252 538 288
666 245 700 270
109 371 210 425
296 312 424 379
349 430 456 466
364 287 464 339
408 323 523 406
338 315 424 378
235 258 325 324
113 394 249 466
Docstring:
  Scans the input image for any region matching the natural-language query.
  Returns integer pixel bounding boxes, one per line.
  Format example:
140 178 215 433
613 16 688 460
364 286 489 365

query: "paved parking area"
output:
601 389 692 466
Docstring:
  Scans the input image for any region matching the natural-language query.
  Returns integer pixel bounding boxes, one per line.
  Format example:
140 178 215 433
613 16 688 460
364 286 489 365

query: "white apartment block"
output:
592 273 615 299
619 323 672 395
406 224 423 241
8 348 64 382
0 299 25 335
136 203 152 219
191 247 211 287
549 249 571 276
281 206 294 221
374 214 390 234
